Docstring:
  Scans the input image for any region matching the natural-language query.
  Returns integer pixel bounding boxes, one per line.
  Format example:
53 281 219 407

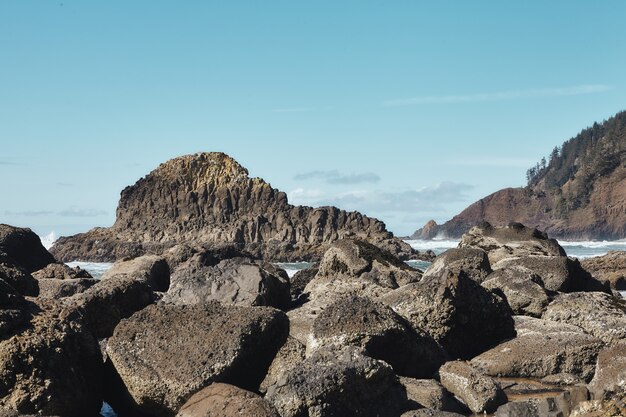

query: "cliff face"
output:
413 111 626 240
51 153 416 262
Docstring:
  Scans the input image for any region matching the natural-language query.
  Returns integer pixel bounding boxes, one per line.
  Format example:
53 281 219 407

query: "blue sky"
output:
1 1 625 237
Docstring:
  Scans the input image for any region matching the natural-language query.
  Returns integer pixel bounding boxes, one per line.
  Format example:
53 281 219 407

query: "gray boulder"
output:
36 277 98 299
32 263 92 280
102 254 170 292
423 247 491 283
438 360 505 414
259 337 306 394
399 377 464 412
581 250 626 290
106 301 288 417
264 346 406 417
382 269 515 359
164 255 290 309
481 268 550 317
542 291 626 345
176 383 279 417
471 316 603 381
588 342 626 401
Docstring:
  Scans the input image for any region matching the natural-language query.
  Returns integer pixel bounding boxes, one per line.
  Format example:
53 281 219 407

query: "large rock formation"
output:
412 111 626 240
50 152 419 262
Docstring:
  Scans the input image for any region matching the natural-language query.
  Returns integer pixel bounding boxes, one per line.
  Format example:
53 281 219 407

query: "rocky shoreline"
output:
1 219 625 416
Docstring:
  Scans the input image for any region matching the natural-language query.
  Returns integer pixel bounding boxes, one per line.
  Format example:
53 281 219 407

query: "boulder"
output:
317 239 422 288
36 277 98 298
63 275 154 338
581 250 626 290
481 268 550 317
164 255 290 309
264 346 406 417
399 378 464 412
106 302 288 417
471 316 603 381
289 264 318 302
176 383 279 417
494 256 607 292
542 291 626 345
32 263 92 280
437 360 505 413
401 411 465 417
570 399 626 417
0 224 56 273
0 264 38 297
101 254 170 292
588 342 626 401
381 269 515 359
0 303 103 416
259 337 306 394
458 222 565 265
310 295 445 378
422 247 492 283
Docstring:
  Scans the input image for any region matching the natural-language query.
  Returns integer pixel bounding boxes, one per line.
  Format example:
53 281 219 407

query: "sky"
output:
1 1 625 237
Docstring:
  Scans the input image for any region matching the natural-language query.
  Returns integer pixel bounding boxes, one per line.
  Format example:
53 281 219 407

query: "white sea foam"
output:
275 262 313 278
66 261 113 279
40 231 57 250
404 239 459 255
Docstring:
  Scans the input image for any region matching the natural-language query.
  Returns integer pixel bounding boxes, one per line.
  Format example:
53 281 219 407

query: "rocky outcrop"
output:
542 292 626 345
0 264 38 297
399 378 464 413
51 153 421 262
0 279 31 337
264 346 406 417
411 111 626 240
437 360 505 414
481 268 550 317
32 263 92 280
0 224 55 273
0 303 103 416
101 255 170 292
310 296 445 378
163 254 290 309
381 269 515 359
176 383 279 417
581 250 626 290
410 219 440 240
422 247 491 283
471 316 603 381
106 302 288 417
36 277 98 299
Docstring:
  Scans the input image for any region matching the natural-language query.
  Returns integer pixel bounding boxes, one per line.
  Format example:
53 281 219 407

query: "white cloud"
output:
383 84 612 107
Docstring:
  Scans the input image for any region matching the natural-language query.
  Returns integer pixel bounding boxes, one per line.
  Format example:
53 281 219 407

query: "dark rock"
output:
410 219 440 240
164 255 290 309
542 291 626 345
317 239 422 288
0 264 38 297
422 247 492 283
63 276 154 339
481 268 550 317
399 377 464 412
50 153 419 262
459 222 566 265
36 277 98 298
259 337 306 394
588 342 626 401
0 303 103 416
0 279 30 337
310 296 445 378
101 254 170 292
175 383 279 417
32 263 92 280
264 346 406 417
471 316 603 381
438 360 506 413
401 410 465 417
106 301 288 417
581 250 626 290
289 264 318 302
381 269 515 359
0 224 56 273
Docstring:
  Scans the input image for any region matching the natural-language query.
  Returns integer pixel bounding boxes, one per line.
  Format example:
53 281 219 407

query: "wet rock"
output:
0 224 56 273
264 346 405 417
471 316 603 381
382 269 515 359
542 291 626 345
317 238 422 288
102 254 170 292
63 276 154 338
458 222 565 265
106 302 288 417
422 247 492 283
438 360 505 413
175 383 279 417
164 255 290 309
481 268 550 317
0 304 103 416
310 295 445 378
588 342 626 401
